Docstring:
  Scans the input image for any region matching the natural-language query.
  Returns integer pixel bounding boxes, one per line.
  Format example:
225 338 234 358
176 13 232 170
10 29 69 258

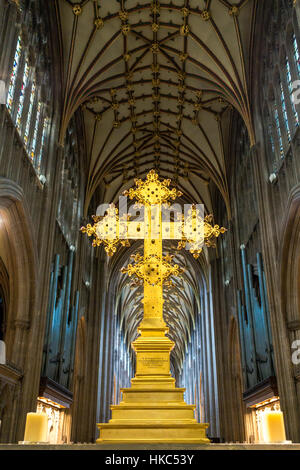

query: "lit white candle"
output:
23 412 48 443
263 410 286 443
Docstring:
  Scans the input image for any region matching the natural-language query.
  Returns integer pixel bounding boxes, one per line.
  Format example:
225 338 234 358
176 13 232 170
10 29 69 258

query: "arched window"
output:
279 80 291 143
264 104 276 159
285 56 299 126
274 102 284 158
234 115 258 243
292 32 300 76
24 80 36 146
57 118 81 248
6 34 22 111
260 5 300 171
15 56 30 131
5 4 52 175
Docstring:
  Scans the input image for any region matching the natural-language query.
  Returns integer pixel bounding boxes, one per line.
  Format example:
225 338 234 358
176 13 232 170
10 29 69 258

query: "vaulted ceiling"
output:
55 0 257 216
54 0 258 368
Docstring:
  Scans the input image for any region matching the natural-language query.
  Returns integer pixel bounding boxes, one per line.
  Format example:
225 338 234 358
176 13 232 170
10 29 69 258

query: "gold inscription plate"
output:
136 353 170 375
141 358 168 368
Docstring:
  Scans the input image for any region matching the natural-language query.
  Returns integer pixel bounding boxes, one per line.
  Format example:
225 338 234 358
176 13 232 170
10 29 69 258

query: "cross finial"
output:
123 169 182 206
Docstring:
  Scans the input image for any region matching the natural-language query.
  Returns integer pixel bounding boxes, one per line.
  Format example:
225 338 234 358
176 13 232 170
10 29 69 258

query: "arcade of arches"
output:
1 0 300 445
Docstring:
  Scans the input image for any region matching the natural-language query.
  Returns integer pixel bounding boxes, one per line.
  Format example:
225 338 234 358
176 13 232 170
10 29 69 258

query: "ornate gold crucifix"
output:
81 170 226 443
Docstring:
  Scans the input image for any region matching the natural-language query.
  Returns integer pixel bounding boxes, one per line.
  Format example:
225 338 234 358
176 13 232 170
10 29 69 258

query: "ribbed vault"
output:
55 0 257 215
54 0 257 376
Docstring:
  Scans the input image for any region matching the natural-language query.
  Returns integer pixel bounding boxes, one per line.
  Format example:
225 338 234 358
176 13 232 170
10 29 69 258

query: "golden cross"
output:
81 169 226 335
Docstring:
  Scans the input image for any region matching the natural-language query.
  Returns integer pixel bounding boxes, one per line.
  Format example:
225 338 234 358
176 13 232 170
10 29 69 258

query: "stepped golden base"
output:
96 377 210 444
97 330 210 444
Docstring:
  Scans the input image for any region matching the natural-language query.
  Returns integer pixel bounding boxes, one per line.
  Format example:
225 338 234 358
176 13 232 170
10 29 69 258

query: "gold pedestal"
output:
96 328 210 444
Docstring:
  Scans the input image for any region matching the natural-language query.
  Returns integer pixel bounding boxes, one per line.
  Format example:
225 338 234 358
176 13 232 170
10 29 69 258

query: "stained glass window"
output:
292 33 300 76
279 82 291 142
286 57 299 126
30 101 41 162
16 58 30 131
36 116 49 172
274 104 284 157
24 81 36 147
268 122 275 154
4 6 52 179
6 35 22 110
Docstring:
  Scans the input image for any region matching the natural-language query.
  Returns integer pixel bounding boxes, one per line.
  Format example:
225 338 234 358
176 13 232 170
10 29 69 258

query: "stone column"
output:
95 258 107 426
11 319 30 367
71 254 106 442
294 0 300 26
249 144 300 442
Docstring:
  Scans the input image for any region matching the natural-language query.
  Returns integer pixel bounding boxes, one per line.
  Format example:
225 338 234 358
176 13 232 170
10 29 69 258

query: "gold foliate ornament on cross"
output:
121 252 183 287
123 169 182 205
80 204 129 256
177 205 227 259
